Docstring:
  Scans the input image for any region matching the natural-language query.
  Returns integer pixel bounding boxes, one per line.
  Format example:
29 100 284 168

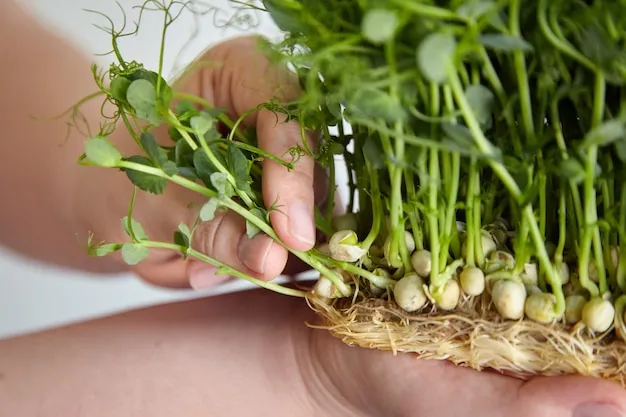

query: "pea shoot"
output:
69 0 626 387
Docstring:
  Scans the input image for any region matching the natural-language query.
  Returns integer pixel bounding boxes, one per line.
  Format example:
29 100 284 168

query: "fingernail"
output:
188 265 228 290
239 236 273 274
573 403 624 417
289 201 315 246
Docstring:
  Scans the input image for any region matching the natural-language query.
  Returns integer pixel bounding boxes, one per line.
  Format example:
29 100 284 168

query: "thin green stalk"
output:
447 65 564 314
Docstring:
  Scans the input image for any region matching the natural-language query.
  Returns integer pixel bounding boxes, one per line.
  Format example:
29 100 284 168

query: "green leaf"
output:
174 223 191 248
175 139 195 167
84 136 123 167
246 208 266 239
417 33 457 84
556 158 585 184
123 155 167 194
193 148 220 188
89 243 122 257
361 8 399 44
210 172 232 196
456 1 496 19
441 123 475 148
126 79 161 125
228 144 251 193
140 132 178 176
121 243 149 265
344 87 406 123
615 141 626 162
121 216 148 241
199 199 220 222
478 34 533 52
363 135 385 169
581 120 626 148
110 76 132 103
465 84 495 126
190 114 214 136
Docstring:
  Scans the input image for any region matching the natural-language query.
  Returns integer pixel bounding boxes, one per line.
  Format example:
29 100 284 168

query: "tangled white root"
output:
306 292 626 387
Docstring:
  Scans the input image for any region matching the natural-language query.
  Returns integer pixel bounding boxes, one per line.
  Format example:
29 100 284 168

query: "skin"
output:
2 289 626 417
2 1 626 416
0 0 327 288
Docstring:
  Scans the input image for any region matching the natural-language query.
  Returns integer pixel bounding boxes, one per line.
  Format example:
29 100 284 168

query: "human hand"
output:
3 288 626 417
84 36 331 289
288 298 626 417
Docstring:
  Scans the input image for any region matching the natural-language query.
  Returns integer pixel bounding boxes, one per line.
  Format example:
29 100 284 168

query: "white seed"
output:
393 273 428 312
483 250 514 275
332 213 359 233
524 293 557 324
317 243 332 257
411 249 432 277
369 268 391 296
436 279 461 311
313 269 353 299
557 263 570 285
491 279 527 320
313 276 340 298
588 262 599 283
328 230 366 262
525 284 543 296
330 229 359 246
383 231 416 268
462 231 497 259
582 298 615 333
459 266 485 296
565 294 587 324
520 263 538 286
611 246 620 269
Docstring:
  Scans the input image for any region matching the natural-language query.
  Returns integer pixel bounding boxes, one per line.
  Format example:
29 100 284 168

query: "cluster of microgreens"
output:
75 0 626 340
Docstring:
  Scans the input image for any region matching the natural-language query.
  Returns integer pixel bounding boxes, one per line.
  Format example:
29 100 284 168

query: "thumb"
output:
185 206 289 289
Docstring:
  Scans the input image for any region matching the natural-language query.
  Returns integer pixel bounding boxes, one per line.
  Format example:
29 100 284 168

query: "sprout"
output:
328 230 367 262
384 231 416 268
313 269 354 299
520 263 538 286
370 268 392 296
411 249 432 277
462 230 497 259
556 263 570 285
485 250 515 274
332 213 359 233
611 246 620 269
565 294 587 324
317 243 331 257
492 279 526 320
524 293 558 324
582 298 615 333
459 266 485 296
525 284 543 296
435 279 461 311
588 262 599 283
393 272 428 312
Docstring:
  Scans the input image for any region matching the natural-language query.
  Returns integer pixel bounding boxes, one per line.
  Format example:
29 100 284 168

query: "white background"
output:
0 0 341 339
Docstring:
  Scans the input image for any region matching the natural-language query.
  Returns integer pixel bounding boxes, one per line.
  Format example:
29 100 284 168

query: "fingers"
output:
188 208 289 283
257 111 318 251
204 35 320 251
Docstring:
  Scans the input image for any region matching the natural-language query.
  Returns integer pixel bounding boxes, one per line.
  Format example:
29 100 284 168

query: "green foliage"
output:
74 0 626 309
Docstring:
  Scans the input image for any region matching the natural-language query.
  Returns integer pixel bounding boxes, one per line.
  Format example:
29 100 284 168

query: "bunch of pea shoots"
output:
75 0 626 385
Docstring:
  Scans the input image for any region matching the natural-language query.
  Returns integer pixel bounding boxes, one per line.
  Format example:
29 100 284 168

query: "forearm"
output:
0 290 321 417
0 1 132 272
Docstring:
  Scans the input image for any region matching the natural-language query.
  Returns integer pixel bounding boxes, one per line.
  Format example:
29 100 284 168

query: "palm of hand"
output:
307 321 626 417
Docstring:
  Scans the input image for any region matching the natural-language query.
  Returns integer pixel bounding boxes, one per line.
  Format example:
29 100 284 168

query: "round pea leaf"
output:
84 136 123 167
465 84 495 126
126 79 161 125
417 33 457 84
121 243 149 265
361 8 399 44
